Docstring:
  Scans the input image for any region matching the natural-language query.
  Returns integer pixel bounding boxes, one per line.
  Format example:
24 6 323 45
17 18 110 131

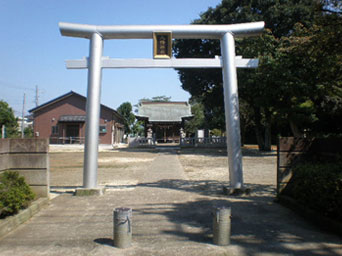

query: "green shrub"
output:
283 162 342 222
0 171 35 218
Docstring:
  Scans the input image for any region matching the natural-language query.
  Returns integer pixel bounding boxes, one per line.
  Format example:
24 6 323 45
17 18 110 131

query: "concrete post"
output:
213 206 231 246
83 32 103 188
113 207 132 248
221 32 244 189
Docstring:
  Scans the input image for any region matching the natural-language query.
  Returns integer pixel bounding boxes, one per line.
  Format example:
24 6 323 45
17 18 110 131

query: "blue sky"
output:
0 0 222 116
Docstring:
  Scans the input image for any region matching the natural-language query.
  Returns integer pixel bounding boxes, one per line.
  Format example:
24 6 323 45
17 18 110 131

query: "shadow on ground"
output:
115 146 277 158
135 180 341 256
94 238 113 247
138 179 275 198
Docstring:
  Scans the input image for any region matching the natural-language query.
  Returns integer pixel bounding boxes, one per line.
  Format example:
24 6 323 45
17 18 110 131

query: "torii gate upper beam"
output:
59 22 264 39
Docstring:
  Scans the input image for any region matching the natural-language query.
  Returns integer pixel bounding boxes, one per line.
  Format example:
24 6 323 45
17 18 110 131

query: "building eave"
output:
28 91 124 121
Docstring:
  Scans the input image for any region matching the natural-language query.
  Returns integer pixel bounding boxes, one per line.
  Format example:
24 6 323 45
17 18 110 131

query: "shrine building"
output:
135 101 193 144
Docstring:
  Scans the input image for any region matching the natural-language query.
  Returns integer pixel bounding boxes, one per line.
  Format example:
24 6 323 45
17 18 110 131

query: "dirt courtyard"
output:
49 147 277 196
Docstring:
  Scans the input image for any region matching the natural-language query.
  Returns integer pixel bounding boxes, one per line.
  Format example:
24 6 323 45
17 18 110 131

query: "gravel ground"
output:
177 148 277 196
49 146 279 203
50 147 276 192
50 150 156 187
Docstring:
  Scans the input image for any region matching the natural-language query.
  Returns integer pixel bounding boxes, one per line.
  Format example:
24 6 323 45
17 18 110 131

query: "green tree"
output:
131 121 145 136
0 100 18 138
184 102 205 135
24 126 34 138
117 102 135 135
174 0 339 150
274 13 342 136
138 95 171 103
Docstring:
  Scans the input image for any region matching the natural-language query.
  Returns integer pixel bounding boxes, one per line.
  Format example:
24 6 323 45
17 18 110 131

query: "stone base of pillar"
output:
75 187 106 196
222 186 251 196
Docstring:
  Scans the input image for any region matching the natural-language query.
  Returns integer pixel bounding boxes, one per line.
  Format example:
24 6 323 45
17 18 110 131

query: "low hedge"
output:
0 171 35 218
282 161 342 222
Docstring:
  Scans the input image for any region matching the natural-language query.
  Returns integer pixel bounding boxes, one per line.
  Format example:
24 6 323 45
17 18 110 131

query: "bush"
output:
0 171 35 218
283 162 342 222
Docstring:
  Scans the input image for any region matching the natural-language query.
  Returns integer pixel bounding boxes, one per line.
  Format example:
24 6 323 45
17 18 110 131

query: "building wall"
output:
32 94 123 145
99 106 113 144
33 95 85 139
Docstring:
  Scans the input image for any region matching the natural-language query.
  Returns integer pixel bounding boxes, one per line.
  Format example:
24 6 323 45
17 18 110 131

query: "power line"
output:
0 80 35 91
0 80 45 95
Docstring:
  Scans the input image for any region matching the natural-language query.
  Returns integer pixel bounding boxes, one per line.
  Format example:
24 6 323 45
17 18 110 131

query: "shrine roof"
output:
136 101 193 122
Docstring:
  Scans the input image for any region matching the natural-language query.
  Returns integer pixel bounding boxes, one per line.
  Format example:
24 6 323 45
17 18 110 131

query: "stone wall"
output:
277 137 341 195
0 139 49 198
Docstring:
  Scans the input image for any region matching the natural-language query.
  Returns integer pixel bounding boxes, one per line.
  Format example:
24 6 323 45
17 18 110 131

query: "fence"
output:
128 136 227 148
180 137 226 148
50 136 85 144
277 137 342 195
0 139 49 198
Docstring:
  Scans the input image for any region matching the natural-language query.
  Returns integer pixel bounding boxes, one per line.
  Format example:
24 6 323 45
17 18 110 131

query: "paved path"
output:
0 150 341 256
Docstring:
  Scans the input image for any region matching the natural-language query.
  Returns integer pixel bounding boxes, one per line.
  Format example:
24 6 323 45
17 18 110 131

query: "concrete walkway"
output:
0 150 341 256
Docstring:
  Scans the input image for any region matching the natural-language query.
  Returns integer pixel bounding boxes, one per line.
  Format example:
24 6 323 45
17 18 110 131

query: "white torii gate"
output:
59 21 264 193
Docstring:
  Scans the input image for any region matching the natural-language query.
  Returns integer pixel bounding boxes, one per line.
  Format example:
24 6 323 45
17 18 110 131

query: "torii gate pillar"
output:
221 32 243 189
83 33 103 188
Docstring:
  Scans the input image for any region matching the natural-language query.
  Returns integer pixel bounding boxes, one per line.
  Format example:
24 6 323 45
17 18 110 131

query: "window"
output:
52 125 59 134
99 125 107 134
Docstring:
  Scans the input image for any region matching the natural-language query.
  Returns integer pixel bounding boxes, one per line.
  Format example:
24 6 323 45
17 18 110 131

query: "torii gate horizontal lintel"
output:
65 56 259 69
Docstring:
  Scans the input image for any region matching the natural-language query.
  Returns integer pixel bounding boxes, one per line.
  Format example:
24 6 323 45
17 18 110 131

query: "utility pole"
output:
35 85 39 107
21 93 26 138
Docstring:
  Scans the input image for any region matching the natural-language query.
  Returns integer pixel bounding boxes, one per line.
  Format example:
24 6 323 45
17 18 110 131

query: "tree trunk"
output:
255 125 265 150
289 119 303 137
253 107 265 151
264 122 272 151
241 128 245 146
263 111 272 151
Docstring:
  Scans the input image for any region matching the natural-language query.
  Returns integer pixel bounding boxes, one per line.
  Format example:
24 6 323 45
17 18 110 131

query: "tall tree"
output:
117 102 135 135
0 100 18 138
184 101 205 135
174 0 338 150
275 12 342 136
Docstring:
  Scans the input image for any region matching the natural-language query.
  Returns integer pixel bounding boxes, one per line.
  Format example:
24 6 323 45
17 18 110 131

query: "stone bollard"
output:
113 207 132 248
213 206 231 246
